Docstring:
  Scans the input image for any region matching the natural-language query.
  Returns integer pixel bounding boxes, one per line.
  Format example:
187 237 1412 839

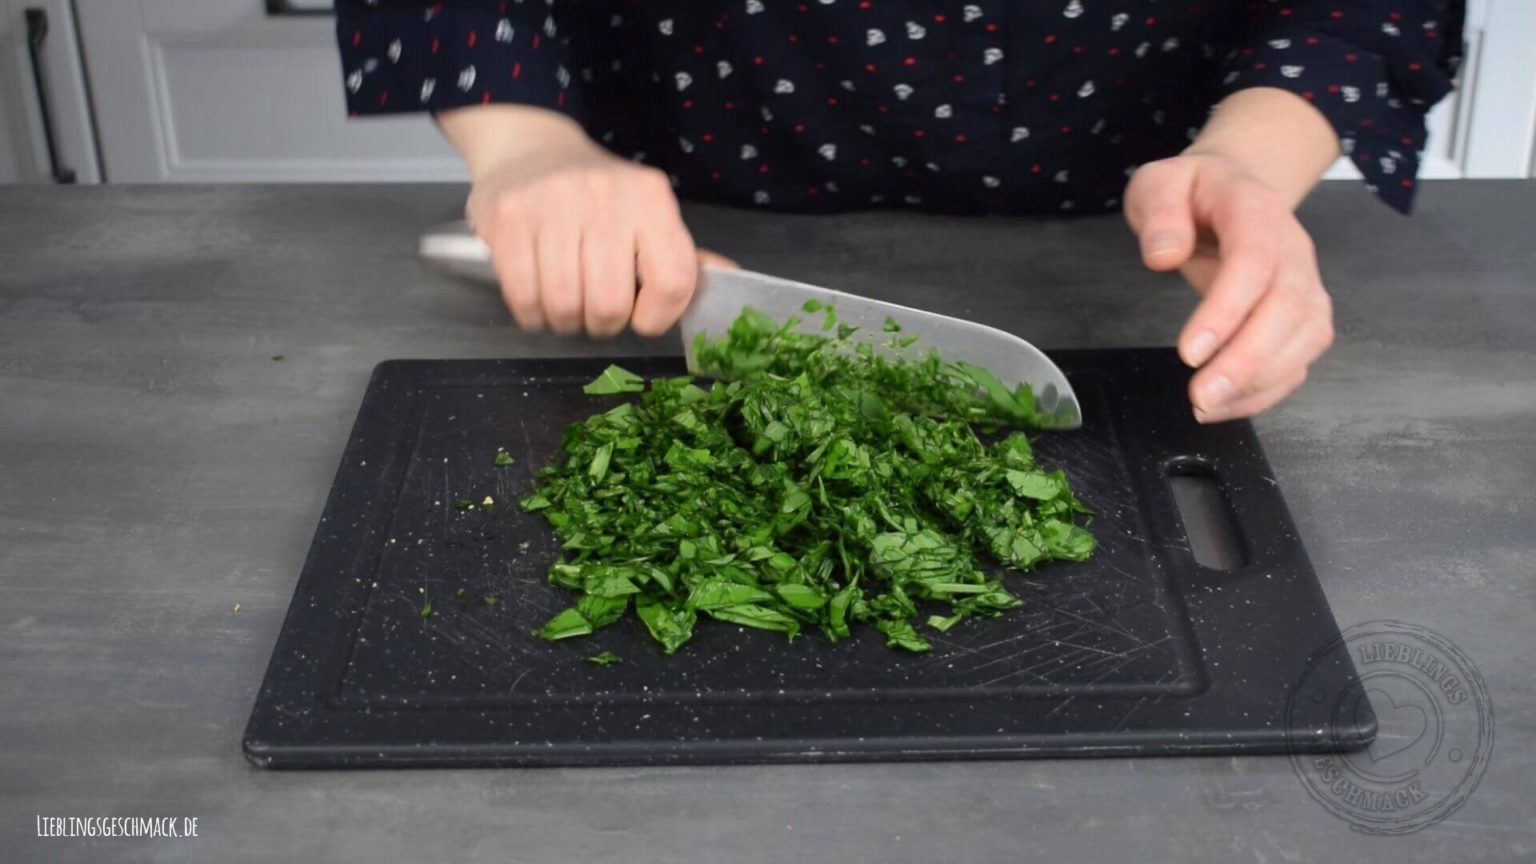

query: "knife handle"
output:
418 221 498 284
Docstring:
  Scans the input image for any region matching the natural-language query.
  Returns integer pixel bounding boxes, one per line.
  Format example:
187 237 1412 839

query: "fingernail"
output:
1184 330 1218 367
1197 374 1234 412
1145 233 1183 257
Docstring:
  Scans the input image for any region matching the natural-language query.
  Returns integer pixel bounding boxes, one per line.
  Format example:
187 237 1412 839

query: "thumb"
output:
697 249 739 271
1124 158 1199 272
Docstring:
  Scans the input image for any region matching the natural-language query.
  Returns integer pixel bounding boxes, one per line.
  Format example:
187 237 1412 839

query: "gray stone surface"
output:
1 182 1532 863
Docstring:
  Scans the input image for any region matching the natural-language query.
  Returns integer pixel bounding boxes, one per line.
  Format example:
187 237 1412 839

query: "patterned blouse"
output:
336 0 1463 214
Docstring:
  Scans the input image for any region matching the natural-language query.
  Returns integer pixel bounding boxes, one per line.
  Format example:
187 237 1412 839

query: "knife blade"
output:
418 221 1081 429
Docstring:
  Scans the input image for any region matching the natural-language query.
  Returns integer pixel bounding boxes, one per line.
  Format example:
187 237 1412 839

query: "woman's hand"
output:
1123 89 1340 422
440 105 729 338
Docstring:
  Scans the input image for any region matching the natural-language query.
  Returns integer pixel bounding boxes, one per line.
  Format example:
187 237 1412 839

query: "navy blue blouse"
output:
336 1 1462 214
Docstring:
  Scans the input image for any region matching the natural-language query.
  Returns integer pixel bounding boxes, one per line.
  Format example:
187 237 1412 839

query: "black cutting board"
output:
244 350 1373 768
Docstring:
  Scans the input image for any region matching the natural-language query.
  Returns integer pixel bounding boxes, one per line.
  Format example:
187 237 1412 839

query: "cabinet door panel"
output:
77 0 463 182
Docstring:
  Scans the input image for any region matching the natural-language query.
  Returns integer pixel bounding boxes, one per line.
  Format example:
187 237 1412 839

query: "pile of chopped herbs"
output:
519 305 1095 655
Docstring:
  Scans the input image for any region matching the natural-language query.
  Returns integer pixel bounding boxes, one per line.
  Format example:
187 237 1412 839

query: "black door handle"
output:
264 0 334 16
24 8 76 184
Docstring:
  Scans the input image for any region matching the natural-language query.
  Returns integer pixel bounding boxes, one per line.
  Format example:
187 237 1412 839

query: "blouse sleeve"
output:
1219 0 1466 213
335 0 579 119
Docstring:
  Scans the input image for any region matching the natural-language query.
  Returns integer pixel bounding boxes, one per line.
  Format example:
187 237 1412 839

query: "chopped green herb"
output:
521 307 1095 654
584 651 624 666
419 601 433 619
271 355 285 362
583 364 646 395
453 499 474 511
483 594 500 606
494 451 515 467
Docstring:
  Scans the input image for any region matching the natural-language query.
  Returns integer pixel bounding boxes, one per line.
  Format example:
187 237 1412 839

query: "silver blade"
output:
683 268 1081 429
418 221 1081 428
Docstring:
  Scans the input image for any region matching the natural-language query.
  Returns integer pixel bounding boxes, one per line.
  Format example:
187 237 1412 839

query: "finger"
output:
581 218 638 339
535 218 584 335
631 217 698 337
487 219 544 330
1124 159 1199 271
1177 190 1285 367
1194 369 1307 423
697 249 739 270
1189 269 1330 415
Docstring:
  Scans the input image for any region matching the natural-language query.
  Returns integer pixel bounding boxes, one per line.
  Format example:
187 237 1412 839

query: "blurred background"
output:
1 0 1532 186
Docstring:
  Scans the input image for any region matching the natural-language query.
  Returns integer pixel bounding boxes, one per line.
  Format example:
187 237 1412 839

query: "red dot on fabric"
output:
1401 136 1415 146
1044 34 1057 44
467 30 478 48
711 171 721 181
1145 16 1157 25
378 91 389 107
933 14 946 23
683 99 694 109
1401 179 1414 188
952 73 965 84
1360 119 1374 127
1408 62 1423 71
753 56 765 66
1025 79 1037 89
1389 11 1403 20
1072 45 1084 55
481 92 491 104
877 104 889 113
693 45 704 55
827 97 839 106
913 129 925 138
794 123 806 134
858 0 871 9
828 35 840 44
1301 90 1314 100
1108 47 1120 56
815 62 827 71
808 187 819 195
430 38 440 54
991 103 1003 113
716 19 726 30
1328 84 1341 93
1278 7 1292 16
1305 36 1320 45
531 34 541 50
759 164 770 174
1253 61 1267 70
798 3 808 11
954 133 967 143
512 62 521 79
1059 125 1072 134
985 22 998 32
1031 164 1042 174
701 133 714 142
760 126 769 135
866 63 878 72
1329 9 1343 19
904 57 917 67
352 31 361 48
724 101 735 110
1049 93 1061 102
1345 53 1358 62
860 157 871 167
788 34 800 43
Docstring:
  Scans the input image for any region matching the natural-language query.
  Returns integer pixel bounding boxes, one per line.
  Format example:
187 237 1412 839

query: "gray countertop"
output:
1 182 1532 863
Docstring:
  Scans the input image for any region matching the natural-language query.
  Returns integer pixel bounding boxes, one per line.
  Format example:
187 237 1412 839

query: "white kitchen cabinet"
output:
72 0 464 182
0 0 102 183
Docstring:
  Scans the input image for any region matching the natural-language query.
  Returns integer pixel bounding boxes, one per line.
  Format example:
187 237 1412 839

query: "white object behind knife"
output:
419 221 1081 429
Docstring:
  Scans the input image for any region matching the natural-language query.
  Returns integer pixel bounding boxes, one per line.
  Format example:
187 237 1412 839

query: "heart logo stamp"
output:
1285 620 1494 835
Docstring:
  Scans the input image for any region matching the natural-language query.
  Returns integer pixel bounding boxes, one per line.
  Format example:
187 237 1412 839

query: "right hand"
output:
443 106 723 338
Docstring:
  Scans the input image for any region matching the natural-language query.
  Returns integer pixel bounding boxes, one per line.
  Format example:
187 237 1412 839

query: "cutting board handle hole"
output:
1166 461 1249 571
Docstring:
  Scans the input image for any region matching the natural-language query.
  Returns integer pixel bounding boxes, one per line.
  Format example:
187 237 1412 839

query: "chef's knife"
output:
418 221 1081 428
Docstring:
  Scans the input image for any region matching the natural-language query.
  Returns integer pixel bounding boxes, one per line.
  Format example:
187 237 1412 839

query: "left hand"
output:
1124 151 1335 422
